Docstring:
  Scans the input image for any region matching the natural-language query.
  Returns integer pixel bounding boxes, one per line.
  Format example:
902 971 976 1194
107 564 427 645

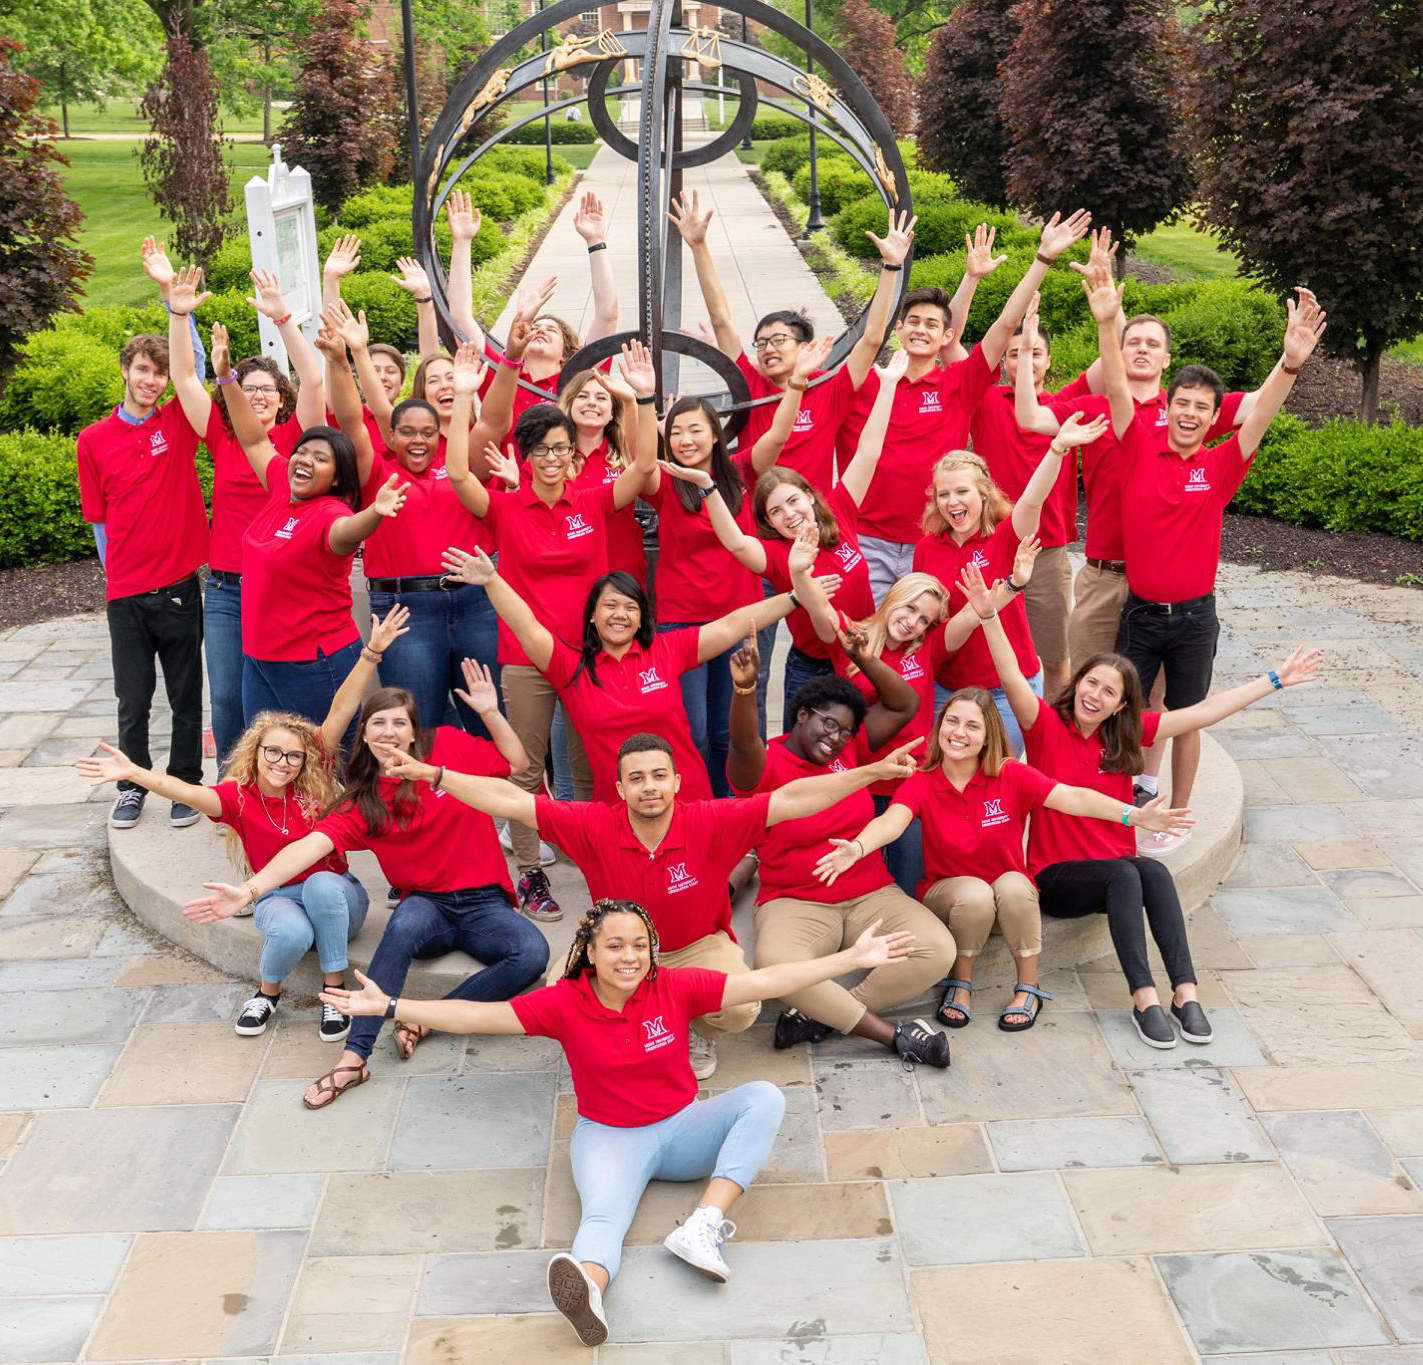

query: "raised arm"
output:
812 802 915 884
248 269 326 429
720 918 917 1008
1235 290 1326 457
694 585 796 663
726 632 767 793
597 354 656 508
747 337 833 474
1013 295 1064 437
615 337 660 486
391 255 440 359
941 538 1036 652
314 312 377 484
454 658 528 772
1157 646 1322 741
468 276 556 460
1068 227 1123 395
439 547 556 674
573 192 619 342
211 323 279 488
184 830 338 921
383 746 537 828
980 210 1091 369
445 191 485 349
767 739 921 826
331 298 394 445
1083 264 1134 438
321 233 362 311
657 460 766 571
322 604 410 753
77 742 221 819
321 969 525 1035
164 262 214 436
445 346 496 518
1010 411 1107 539
838 352 904 505
328 472 408 557
668 190 740 358
943 224 1009 366
958 561 1040 734
840 628 920 748
847 210 915 385
1044 784 1192 837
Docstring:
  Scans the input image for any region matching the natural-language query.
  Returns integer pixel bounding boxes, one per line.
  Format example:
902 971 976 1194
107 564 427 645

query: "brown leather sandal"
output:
393 1020 428 1060
302 1062 370 1110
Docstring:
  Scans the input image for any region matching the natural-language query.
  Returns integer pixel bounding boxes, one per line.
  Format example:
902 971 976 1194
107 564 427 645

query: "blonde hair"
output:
559 368 631 475
920 451 1013 539
219 712 338 874
923 687 1009 777
845 572 949 675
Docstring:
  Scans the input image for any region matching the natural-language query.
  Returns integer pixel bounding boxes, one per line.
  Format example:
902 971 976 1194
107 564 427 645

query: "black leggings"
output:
1037 857 1196 993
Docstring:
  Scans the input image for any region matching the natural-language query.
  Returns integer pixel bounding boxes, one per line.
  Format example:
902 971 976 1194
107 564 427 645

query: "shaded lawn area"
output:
1131 219 1240 278
40 98 269 137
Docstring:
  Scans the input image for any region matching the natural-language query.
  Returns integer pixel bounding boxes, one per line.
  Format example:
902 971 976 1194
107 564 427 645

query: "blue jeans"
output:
569 1081 785 1280
203 575 245 768
243 639 364 755
781 646 834 734
933 670 1044 759
345 885 549 1061
659 623 733 797
367 583 501 740
254 871 369 984
872 793 924 899
551 701 574 801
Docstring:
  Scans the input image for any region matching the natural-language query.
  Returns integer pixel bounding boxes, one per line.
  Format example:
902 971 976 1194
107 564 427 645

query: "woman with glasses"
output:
76 607 410 1041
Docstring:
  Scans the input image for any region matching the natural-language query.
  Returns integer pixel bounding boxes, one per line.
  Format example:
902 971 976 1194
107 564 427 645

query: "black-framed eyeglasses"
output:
528 442 574 459
807 707 850 741
260 745 306 767
751 332 796 352
241 384 280 397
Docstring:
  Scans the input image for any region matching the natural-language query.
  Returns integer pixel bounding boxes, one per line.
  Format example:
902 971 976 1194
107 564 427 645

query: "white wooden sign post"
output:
243 144 322 377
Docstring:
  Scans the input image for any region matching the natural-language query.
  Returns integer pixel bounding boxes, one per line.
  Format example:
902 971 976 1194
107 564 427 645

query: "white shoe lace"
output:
321 1003 346 1025
692 1209 735 1259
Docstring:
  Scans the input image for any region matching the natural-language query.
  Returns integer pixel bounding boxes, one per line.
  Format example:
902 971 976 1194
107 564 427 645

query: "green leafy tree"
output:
204 0 323 139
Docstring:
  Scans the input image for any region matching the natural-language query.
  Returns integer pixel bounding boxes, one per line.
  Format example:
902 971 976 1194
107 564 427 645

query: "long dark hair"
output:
573 572 654 689
663 396 744 516
1054 652 1146 775
213 356 297 431
293 426 362 512
327 687 432 834
561 898 661 980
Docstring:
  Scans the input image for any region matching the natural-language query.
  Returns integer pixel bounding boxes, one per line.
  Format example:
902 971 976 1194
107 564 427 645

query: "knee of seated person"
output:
1104 857 1145 896
954 881 997 920
708 999 760 1034
302 872 351 914
741 1079 786 1121
1134 856 1177 893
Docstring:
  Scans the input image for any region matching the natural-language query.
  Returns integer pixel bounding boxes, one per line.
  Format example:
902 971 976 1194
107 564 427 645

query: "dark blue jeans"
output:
873 792 925 900
782 646 834 734
346 884 550 1061
203 575 244 769
243 639 363 757
368 583 501 739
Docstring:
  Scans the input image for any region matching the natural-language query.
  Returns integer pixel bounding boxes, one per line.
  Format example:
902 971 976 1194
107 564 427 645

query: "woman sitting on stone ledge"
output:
961 560 1321 1050
77 605 411 1042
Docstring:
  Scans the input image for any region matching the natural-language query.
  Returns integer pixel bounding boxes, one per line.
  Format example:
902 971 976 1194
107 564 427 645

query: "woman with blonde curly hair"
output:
912 409 1106 753
78 607 410 1041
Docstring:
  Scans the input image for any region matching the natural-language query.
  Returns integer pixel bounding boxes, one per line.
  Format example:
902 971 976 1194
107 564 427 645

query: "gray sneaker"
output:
110 788 146 829
170 801 201 828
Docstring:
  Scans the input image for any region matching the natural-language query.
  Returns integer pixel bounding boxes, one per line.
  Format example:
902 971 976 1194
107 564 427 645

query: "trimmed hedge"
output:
835 193 1032 262
791 156 870 217
504 119 598 144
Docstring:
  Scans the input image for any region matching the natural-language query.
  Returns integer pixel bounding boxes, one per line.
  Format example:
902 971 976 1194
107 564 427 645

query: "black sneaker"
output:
1132 782 1156 808
386 886 401 906
170 801 201 828
110 788 146 829
235 992 278 1037
319 1002 351 1042
1132 1004 1176 1049
774 1008 833 1050
1171 999 1213 1044
517 867 562 922
893 1018 950 1069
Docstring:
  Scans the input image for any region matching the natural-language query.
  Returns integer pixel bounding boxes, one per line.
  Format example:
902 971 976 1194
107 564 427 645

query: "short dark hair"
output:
577 572 654 688
1167 363 1224 411
293 425 362 512
754 309 813 343
391 397 439 429
514 402 575 456
899 287 952 326
120 334 169 374
617 733 675 772
789 676 868 736
1122 313 1173 351
1010 321 1052 351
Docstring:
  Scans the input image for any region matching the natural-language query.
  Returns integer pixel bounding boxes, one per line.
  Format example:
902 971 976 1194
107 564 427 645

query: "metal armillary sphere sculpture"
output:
412 0 912 436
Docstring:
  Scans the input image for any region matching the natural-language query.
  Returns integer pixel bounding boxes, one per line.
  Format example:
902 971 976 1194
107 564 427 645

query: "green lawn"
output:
41 98 270 137
1130 219 1240 279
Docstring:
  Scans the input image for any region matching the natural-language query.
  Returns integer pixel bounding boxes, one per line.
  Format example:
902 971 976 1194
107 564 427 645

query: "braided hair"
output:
561 898 661 981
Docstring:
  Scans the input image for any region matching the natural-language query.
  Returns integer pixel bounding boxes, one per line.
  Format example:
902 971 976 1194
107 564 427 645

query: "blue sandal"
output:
998 983 1052 1033
936 978 974 1029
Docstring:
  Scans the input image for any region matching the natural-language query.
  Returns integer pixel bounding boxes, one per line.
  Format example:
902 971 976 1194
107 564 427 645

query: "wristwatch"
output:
384 995 399 1020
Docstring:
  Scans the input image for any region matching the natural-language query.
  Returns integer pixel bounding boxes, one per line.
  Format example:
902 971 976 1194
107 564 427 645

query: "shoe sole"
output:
690 1063 718 1081
319 1027 351 1043
170 814 201 828
1132 1019 1177 1050
522 907 564 922
234 1020 271 1037
663 1232 729 1283
110 815 141 829
547 1256 608 1347
1174 1021 1213 1044
1138 835 1193 860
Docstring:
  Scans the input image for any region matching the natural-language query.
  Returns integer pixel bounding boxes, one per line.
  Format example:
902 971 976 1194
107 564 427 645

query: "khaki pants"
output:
661 930 761 1037
1025 545 1072 667
924 873 1041 958
501 664 592 872
754 886 956 1033
1067 561 1129 667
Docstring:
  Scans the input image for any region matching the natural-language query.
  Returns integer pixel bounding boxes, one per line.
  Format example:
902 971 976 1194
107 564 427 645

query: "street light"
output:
399 0 420 175
539 0 554 185
739 14 753 151
801 0 824 234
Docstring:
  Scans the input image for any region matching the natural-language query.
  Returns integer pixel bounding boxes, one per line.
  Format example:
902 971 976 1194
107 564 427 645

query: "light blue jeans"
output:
253 871 370 984
859 535 916 607
934 670 1044 759
569 1081 786 1281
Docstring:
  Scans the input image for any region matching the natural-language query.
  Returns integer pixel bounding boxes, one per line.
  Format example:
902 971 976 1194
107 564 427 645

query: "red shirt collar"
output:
514 480 575 511
614 802 689 855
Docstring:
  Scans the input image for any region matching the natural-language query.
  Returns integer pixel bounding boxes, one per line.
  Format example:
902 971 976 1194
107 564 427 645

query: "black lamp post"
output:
739 13 753 150
399 0 420 175
539 0 554 185
801 0 824 234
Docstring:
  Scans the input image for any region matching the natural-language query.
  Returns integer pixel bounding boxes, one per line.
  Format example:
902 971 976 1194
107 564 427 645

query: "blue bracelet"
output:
1120 805 1135 826
1268 670 1283 690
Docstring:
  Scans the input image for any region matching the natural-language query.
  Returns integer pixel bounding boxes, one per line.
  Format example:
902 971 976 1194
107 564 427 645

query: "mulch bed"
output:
0 557 107 631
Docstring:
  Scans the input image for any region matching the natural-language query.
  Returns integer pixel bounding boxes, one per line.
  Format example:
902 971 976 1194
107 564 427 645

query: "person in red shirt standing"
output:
76 318 209 832
1087 265 1328 840
385 730 920 1081
967 561 1322 1049
817 681 1189 1033
185 680 547 1109
321 899 916 1347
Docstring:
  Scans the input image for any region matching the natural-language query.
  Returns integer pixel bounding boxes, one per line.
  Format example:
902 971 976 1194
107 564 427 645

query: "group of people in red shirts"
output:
75 191 1328 1347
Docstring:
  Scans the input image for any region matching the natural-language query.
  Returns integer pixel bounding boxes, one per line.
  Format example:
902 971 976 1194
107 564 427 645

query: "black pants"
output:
1115 592 1219 710
1037 857 1196 993
107 575 204 790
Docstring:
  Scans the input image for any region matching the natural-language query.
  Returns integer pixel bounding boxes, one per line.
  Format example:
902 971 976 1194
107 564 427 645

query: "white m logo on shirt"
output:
983 798 1004 818
643 1015 669 1040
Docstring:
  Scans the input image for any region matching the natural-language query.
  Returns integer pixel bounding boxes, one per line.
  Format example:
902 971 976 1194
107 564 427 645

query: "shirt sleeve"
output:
828 480 859 535
76 430 106 523
659 625 703 679
576 479 618 524
667 966 729 1023
159 399 201 460
1208 390 1245 441
760 536 792 591
891 770 927 819
509 982 565 1040
316 805 370 853
711 791 772 855
954 345 996 411
439 727 513 781
1006 758 1056 811
1052 371 1094 403
533 795 598 862
1209 434 1254 501
543 637 582 690
210 781 240 827
1141 711 1163 747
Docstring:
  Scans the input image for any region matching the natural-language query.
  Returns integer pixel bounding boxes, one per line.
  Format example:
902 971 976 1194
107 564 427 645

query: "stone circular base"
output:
107 734 1242 999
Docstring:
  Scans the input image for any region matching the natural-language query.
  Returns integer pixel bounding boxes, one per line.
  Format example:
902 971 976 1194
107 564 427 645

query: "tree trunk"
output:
61 95 70 139
263 41 272 142
1360 345 1382 425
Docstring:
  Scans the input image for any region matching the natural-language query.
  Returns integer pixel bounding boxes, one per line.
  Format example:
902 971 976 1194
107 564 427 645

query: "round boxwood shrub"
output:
0 430 99 567
834 193 1030 261
194 291 262 366
0 331 124 435
480 145 572 181
504 119 597 144
791 156 872 217
761 136 814 180
341 273 419 350
205 235 255 294
1159 278 1285 391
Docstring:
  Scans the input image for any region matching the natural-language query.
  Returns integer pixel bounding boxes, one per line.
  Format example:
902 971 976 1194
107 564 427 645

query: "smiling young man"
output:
1086 265 1327 848
77 327 209 832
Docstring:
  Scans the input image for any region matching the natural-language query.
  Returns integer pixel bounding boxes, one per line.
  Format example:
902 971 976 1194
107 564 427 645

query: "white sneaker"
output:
499 823 556 867
663 1204 736 1283
689 1031 718 1080
547 1252 608 1347
1138 828 1192 859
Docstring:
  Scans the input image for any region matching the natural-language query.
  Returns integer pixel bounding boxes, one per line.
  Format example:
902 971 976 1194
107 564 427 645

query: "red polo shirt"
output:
477 340 557 430
317 727 514 899
571 441 647 583
543 632 712 804
1025 707 1161 876
969 385 1078 549
734 354 859 492
240 457 357 663
534 794 772 952
734 732 890 906
893 758 1056 896
1122 428 1250 604
360 452 487 580
643 454 761 624
840 346 996 544
761 482 876 659
511 966 727 1126
913 517 1039 690
77 403 209 601
202 409 305 574
835 637 941 796
478 480 617 666
210 781 348 882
